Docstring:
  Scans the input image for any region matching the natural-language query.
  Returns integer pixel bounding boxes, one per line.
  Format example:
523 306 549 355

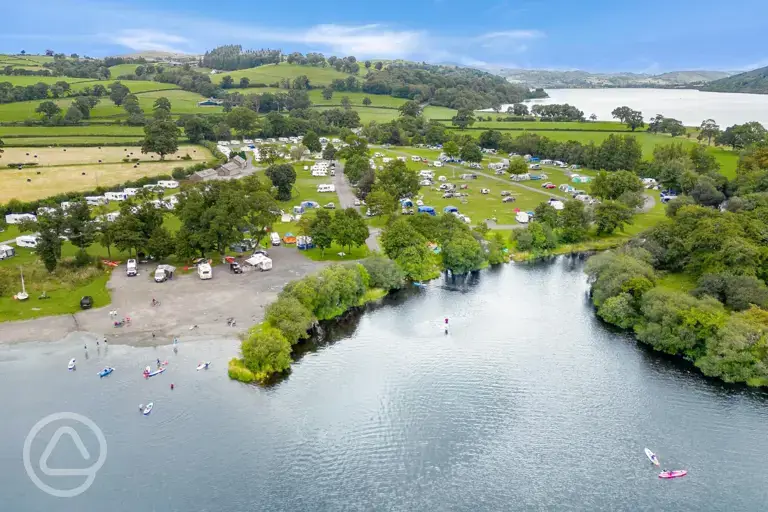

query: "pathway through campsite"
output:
333 160 381 252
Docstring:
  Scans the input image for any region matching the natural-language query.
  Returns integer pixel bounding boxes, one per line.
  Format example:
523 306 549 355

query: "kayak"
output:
196 362 211 371
98 367 115 378
143 402 153 415
644 448 660 466
68 358 76 371
659 470 687 479
144 367 166 378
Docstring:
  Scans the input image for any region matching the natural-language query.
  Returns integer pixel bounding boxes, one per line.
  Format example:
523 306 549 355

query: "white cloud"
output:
476 30 544 41
110 29 190 53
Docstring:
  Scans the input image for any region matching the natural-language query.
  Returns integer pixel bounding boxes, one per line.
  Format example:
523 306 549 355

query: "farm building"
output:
190 168 218 182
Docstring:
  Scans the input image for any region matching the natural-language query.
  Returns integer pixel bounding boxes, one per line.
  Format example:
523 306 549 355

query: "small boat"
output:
68 358 76 371
98 367 114 378
659 470 687 479
644 448 660 466
196 362 211 371
145 367 166 378
143 402 153 415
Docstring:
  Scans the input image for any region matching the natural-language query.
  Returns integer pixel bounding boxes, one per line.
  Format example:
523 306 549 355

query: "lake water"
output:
509 88 768 127
3 259 768 511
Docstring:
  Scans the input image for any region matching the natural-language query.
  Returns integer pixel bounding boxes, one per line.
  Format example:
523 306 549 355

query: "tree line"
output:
201 45 281 71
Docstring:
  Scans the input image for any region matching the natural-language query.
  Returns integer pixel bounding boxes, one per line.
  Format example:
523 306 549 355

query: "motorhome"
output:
246 253 273 271
197 262 213 280
105 191 128 201
317 184 335 193
16 235 40 248
85 196 108 206
270 232 281 246
5 213 36 224
411 156 421 162
433 161 443 167
126 259 137 276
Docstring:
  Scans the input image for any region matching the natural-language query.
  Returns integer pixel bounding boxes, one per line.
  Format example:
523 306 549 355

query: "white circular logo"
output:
23 412 108 498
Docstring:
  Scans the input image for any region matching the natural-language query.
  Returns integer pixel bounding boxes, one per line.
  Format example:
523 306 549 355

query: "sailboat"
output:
15 267 28 301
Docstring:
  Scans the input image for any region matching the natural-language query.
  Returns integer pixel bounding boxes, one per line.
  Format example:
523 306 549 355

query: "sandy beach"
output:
0 246 326 346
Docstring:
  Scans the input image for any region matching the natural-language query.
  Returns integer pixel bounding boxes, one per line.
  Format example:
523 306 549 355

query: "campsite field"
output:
0 145 211 202
212 64 354 87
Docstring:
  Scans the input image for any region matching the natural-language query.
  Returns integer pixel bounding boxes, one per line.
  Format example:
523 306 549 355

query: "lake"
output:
3 259 768 511
510 88 768 127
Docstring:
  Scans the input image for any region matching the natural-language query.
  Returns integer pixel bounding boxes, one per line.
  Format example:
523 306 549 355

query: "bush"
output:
265 296 315 345
74 249 92 267
181 153 192 160
360 255 405 290
240 325 292 382
228 358 256 383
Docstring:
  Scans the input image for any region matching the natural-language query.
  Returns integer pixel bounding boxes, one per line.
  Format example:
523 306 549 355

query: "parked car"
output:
502 196 516 203
80 296 93 310
481 188 490 194
542 182 556 189
324 202 336 209
126 259 137 276
354 199 361 206
500 191 511 196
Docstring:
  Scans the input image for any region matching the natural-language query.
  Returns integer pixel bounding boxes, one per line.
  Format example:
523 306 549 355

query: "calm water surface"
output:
2 259 768 511
512 88 768 127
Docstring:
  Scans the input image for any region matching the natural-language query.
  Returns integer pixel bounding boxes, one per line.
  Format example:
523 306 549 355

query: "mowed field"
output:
0 145 211 202
212 63 353 87
108 63 140 76
309 90 407 108
0 89 218 121
311 105 400 123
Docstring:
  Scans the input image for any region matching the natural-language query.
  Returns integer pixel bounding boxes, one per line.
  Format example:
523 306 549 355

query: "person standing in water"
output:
444 317 449 334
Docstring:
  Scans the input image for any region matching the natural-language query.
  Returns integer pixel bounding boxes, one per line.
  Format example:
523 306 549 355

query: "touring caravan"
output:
5 213 36 225
157 180 179 189
0 244 15 260
197 262 213 280
317 184 335 193
16 235 40 248
311 170 328 177
105 191 128 201
85 196 107 206
123 188 139 197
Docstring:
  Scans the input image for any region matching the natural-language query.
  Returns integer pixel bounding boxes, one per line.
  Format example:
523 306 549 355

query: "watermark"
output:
23 412 107 498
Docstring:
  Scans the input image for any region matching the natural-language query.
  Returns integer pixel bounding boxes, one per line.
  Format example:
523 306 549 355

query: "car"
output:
80 296 93 310
354 199 361 206
500 191 511 196
126 258 137 276
324 202 336 209
253 249 269 258
481 189 490 194
542 182 556 189
502 196 516 203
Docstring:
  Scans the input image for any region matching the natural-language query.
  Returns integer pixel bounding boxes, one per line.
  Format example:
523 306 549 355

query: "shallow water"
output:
2 258 768 511
510 88 768 127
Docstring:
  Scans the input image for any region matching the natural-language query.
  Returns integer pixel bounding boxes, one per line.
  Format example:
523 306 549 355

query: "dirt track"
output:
0 246 326 346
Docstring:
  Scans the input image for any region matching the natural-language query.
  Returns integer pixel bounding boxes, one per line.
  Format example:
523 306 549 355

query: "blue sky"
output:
2 0 767 72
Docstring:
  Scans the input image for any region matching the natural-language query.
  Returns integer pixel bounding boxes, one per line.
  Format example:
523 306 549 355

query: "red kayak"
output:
659 470 687 479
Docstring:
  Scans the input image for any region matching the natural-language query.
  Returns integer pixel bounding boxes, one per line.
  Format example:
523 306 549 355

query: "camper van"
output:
270 232 281 246
16 235 40 248
197 262 213 280
515 212 530 224
126 259 137 276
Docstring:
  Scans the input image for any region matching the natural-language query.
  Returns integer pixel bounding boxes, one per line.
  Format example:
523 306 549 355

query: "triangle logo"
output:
39 426 92 477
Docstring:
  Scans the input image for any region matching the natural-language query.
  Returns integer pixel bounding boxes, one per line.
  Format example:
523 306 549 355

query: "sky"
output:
2 0 767 73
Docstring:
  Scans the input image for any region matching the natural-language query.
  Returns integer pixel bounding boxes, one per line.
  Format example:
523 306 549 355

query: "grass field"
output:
0 75 92 87
0 144 210 202
423 106 458 120
466 120 641 131
0 136 145 146
212 64 353 87
309 90 407 108
0 88 217 122
0 125 147 137
312 106 399 123
108 63 140 76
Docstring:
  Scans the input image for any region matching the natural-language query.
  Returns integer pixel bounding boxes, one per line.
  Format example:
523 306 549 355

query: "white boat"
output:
143 402 153 415
68 358 76 371
196 362 211 371
645 448 660 466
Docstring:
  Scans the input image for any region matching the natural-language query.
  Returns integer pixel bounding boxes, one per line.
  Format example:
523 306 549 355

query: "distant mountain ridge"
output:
700 66 768 94
496 68 732 89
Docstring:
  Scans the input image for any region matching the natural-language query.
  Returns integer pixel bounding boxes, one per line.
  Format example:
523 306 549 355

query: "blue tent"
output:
400 199 414 207
443 206 458 214
417 206 436 216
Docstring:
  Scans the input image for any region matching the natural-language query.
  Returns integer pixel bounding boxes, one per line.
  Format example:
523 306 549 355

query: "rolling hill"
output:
500 68 732 89
700 66 768 94
211 63 355 87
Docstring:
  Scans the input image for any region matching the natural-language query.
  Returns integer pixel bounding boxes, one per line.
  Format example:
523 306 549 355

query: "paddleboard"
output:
196 362 210 371
659 470 687 479
68 358 76 370
98 367 114 378
644 448 660 466
146 367 166 378
143 402 153 415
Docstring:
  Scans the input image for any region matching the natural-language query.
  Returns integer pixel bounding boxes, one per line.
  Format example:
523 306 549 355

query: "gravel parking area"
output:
0 246 326 346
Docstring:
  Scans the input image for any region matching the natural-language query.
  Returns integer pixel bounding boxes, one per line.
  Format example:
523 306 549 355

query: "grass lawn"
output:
423 106 458 120
309 90 406 108
312 106 399 123
108 63 140 76
302 242 369 261
0 136 146 146
74 80 180 94
656 272 698 292
0 125 147 137
212 64 353 87
466 120 640 132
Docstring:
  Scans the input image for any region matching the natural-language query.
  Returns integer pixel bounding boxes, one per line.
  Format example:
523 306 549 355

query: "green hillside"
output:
108 63 141 77
211 63 353 86
700 66 768 94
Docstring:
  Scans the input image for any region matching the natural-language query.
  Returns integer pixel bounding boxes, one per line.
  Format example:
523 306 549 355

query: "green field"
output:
0 75 92 87
109 63 140 76
0 136 145 146
466 120 641 131
0 125 146 137
0 88 217 121
423 106 458 120
312 106 399 123
309 90 407 108
212 64 353 87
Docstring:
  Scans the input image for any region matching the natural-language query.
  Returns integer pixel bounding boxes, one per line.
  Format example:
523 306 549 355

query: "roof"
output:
217 161 242 175
232 155 246 166
192 168 217 179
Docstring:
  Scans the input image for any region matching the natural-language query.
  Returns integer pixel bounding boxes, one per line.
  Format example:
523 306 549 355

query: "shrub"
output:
7 162 39 168
228 358 256 383
241 325 292 382
265 296 315 345
360 255 405 290
74 249 92 267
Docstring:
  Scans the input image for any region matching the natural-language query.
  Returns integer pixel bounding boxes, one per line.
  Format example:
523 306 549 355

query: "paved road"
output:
332 160 381 252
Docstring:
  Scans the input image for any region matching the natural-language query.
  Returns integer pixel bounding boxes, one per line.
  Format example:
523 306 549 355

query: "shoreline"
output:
0 246 327 347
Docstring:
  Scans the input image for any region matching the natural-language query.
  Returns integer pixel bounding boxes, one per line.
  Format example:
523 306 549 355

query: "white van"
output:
126 259 137 277
270 232 281 246
197 263 212 280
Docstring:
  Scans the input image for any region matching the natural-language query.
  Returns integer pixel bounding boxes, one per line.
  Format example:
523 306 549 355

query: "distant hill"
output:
700 66 768 94
498 68 732 89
